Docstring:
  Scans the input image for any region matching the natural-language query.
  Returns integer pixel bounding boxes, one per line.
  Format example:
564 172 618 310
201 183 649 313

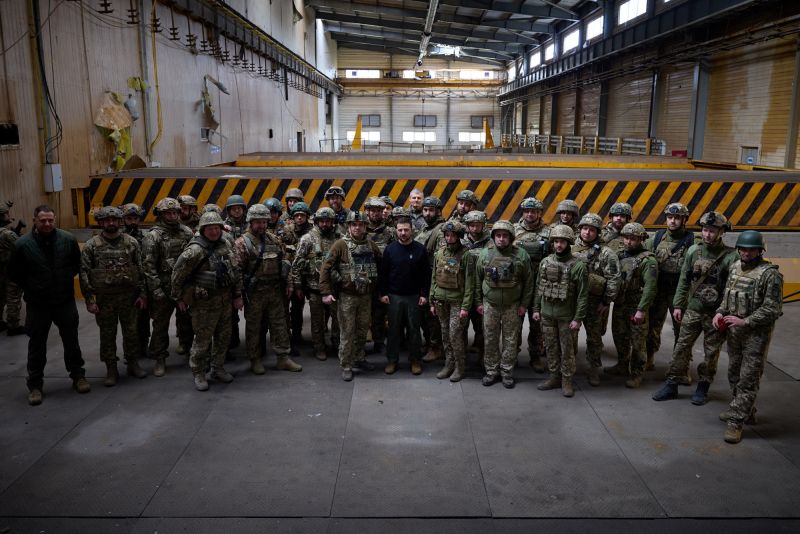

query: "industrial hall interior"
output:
3 0 800 531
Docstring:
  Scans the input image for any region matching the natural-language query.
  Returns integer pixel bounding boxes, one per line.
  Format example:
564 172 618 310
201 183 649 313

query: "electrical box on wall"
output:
44 163 63 192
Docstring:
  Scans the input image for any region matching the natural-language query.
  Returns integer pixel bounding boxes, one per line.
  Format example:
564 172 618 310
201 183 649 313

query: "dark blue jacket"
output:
9 229 80 305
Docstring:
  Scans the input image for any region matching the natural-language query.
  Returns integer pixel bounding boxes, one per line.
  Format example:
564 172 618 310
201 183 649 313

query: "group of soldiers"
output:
5 186 783 444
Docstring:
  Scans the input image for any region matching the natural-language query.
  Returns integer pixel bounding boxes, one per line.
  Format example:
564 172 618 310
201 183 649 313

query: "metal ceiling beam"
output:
330 34 513 62
436 0 579 20
335 41 506 67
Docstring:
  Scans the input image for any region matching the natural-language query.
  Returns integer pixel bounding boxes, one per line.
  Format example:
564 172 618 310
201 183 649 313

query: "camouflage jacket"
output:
410 209 425 231
319 235 382 296
0 224 18 271
224 216 247 240
80 233 146 304
600 223 625 257
430 242 474 310
645 228 700 288
414 216 446 265
367 222 395 253
475 244 534 308
181 213 200 232
618 247 658 311
142 221 193 299
291 226 340 291
717 258 783 328
171 235 241 301
673 241 737 314
233 230 287 292
332 207 352 237
533 252 589 321
514 220 550 272
124 226 147 246
573 238 621 304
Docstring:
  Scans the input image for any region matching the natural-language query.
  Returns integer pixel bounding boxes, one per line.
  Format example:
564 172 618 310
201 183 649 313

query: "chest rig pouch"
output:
692 256 721 306
485 252 516 289
722 263 775 317
538 257 575 301
156 228 188 273
654 232 692 278
517 235 548 263
575 244 606 297
90 238 139 291
620 251 652 296
436 250 465 290
344 242 377 295
194 246 234 292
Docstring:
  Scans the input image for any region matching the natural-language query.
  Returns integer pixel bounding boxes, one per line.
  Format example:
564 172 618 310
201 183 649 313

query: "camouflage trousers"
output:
726 323 774 425
468 307 484 351
136 307 150 359
611 305 649 377
308 292 339 353
149 294 193 359
0 277 22 327
93 292 141 363
420 303 443 349
666 309 725 383
337 292 371 369
189 290 232 373
245 283 291 360
483 302 521 377
542 316 579 379
518 307 545 362
434 300 468 366
582 299 606 368
647 285 680 357
371 289 388 344
289 291 305 341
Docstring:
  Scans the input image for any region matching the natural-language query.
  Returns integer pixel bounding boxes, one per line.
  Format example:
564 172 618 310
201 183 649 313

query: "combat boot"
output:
354 358 376 371
719 408 757 425
625 375 643 389
315 350 328 361
411 360 423 375
176 344 187 356
605 362 630 376
587 366 601 387
450 360 465 383
28 389 43 406
72 376 91 394
562 378 575 397
481 373 499 386
422 346 442 363
678 374 693 386
501 375 515 389
153 358 166 377
537 375 561 391
104 362 119 387
652 380 679 401
211 366 234 383
384 361 398 375
127 360 147 379
724 422 743 444
645 353 655 371
193 372 209 391
276 357 303 372
530 355 546 374
436 359 455 380
250 359 266 375
341 368 353 382
691 381 711 406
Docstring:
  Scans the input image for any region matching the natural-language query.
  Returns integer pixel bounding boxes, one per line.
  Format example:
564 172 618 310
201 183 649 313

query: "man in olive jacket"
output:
8 205 89 405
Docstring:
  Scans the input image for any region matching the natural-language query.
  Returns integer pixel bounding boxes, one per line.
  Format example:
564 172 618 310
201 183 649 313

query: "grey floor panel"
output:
328 518 494 533
131 517 329 533
493 518 800 533
0 517 135 534
763 298 799 379
462 381 665 518
331 379 490 517
0 381 216 517
143 376 352 517
615 435 800 517
747 381 800 467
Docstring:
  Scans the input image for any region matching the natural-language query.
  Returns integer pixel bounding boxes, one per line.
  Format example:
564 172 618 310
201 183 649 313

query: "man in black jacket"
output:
8 205 88 405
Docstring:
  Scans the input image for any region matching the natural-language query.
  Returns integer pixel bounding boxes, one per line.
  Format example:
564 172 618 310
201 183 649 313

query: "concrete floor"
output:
1 301 799 533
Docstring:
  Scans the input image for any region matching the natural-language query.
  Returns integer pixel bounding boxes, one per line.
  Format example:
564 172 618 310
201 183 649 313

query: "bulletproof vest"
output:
435 247 466 290
573 242 606 297
601 225 624 256
225 217 247 240
654 231 692 276
341 238 378 295
368 224 392 252
88 235 139 292
689 246 730 307
0 226 16 265
515 224 549 264
722 261 777 317
192 241 236 291
484 247 517 289
538 255 577 301
151 225 191 274
620 250 653 298
243 233 283 281
463 234 491 259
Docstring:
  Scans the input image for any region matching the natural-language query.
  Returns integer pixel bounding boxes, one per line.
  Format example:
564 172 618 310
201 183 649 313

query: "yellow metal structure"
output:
351 114 363 150
483 117 494 149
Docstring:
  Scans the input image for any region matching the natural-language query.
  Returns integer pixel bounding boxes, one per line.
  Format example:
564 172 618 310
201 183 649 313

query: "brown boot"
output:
625 375 643 388
126 360 147 379
645 353 655 371
562 377 575 397
276 357 303 372
724 422 743 444
104 362 119 387
587 366 601 387
436 359 455 380
537 375 562 391
384 361 398 375
449 360 465 383
605 362 629 376
411 359 423 375
422 346 442 363
250 358 266 375
153 358 166 377
72 376 91 394
315 350 328 361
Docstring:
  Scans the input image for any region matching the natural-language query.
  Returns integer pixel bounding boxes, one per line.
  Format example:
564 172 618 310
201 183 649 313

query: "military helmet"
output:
578 213 603 230
549 224 576 244
520 197 544 210
263 198 283 213
289 201 312 216
491 220 515 239
664 203 689 217
364 196 386 209
325 186 346 199
422 196 442 209
95 206 124 220
391 206 411 219
556 199 580 215
315 207 336 220
735 230 765 250
609 202 633 217
621 222 648 238
120 203 144 218
442 220 466 237
198 211 224 229
225 195 247 209
246 204 271 222
380 195 395 207
202 203 222 214
285 188 304 201
463 210 487 224
456 189 479 205
155 197 181 214
177 194 197 207
346 210 366 223
699 211 730 230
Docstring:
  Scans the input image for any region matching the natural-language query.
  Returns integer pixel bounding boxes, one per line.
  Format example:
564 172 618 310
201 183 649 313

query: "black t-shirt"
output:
380 240 430 297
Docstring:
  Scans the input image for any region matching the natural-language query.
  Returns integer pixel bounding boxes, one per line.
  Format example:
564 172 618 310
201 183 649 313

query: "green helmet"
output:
120 203 144 218
609 202 633 217
520 197 544 210
442 220 466 237
621 222 648 238
202 203 222 214
364 197 386 209
549 224 575 244
664 203 689 217
423 196 442 209
95 206 123 220
155 197 181 214
198 211 224 230
456 189 479 205
735 230 765 250
491 220 515 239
290 201 312 216
225 195 247 209
578 213 603 230
315 207 336 220
463 210 487 224
556 199 580 215
285 188 304 201
699 211 730 229
325 186 346 199
380 195 395 207
178 194 197 207
246 204 270 222
263 198 283 213
391 206 411 219
346 210 367 223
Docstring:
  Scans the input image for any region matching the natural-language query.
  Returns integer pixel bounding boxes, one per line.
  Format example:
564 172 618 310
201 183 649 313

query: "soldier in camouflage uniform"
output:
80 207 148 386
430 221 474 382
223 195 248 239
514 197 551 372
285 201 313 347
0 202 24 336
572 213 620 386
645 203 699 375
320 211 382 381
233 204 302 375
416 196 447 362
365 197 394 353
282 188 305 223
172 212 243 391
407 188 426 231
122 203 150 359
607 223 658 388
653 212 736 405
291 207 341 361
380 196 395 225
449 190 479 223
142 197 194 376
475 220 534 389
178 195 200 232
550 199 580 232
463 210 492 361
533 225 588 397
325 186 352 236
601 202 632 256
713 230 783 444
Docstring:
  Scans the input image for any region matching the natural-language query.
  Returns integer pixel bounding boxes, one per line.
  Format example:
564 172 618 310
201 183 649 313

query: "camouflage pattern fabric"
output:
337 293 371 368
542 316 579 378
666 309 725 383
188 291 232 373
244 284 291 360
93 293 141 363
308 292 339 353
0 225 22 327
611 306 649 377
434 300 469 368
482 302 521 377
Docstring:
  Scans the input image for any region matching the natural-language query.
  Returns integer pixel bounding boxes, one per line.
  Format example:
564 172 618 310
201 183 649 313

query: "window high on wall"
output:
530 50 542 69
586 16 604 40
402 131 436 142
544 43 554 61
347 131 380 142
618 0 647 24
562 28 580 53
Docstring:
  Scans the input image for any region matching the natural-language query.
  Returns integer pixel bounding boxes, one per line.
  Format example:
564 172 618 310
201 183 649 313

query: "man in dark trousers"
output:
8 205 89 405
380 219 431 375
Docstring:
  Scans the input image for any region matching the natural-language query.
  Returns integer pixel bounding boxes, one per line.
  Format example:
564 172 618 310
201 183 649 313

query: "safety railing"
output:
499 134 667 156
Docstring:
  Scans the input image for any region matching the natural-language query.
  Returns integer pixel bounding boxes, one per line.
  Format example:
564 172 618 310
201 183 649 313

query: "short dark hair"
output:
395 219 412 229
34 205 55 217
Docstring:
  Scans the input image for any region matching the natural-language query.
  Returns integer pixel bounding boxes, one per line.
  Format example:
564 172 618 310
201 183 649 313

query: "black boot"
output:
652 380 679 401
691 381 711 406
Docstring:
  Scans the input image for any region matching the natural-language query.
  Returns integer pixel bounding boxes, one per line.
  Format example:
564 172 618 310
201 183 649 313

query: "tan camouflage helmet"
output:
364 196 387 209
177 195 197 207
442 220 466 237
94 206 124 220
202 203 222 214
325 186 346 199
456 189 479 205
578 213 603 230
380 195 395 207
463 210 487 224
198 211 225 230
246 204 271 222
520 197 544 210
120 203 144 218
346 210 367 223
699 211 730 229
621 222 648 238
490 219 515 239
609 202 633 217
664 203 689 217
285 188 305 201
556 199 580 215
315 207 336 220
391 206 411 219
154 197 181 214
550 224 576 244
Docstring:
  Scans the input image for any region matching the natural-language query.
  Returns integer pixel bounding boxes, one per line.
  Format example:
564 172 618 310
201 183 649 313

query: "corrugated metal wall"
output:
541 96 553 134
339 96 392 143
578 84 600 136
556 90 577 135
655 65 693 155
606 74 653 138
527 96 541 135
